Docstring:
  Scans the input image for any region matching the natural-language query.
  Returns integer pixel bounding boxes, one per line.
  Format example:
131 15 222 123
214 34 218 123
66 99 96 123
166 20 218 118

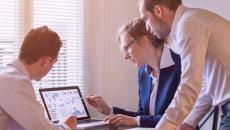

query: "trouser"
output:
220 101 230 130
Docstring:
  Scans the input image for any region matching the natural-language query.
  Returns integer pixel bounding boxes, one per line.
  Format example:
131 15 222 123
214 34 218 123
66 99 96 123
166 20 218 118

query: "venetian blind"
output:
0 0 85 96
0 0 24 68
32 0 85 95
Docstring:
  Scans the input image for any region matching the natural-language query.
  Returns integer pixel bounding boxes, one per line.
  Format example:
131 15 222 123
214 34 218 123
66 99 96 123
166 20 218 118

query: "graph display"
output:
42 89 87 122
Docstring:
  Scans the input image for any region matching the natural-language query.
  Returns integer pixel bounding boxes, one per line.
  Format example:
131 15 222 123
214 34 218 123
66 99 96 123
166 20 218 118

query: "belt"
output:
221 100 230 114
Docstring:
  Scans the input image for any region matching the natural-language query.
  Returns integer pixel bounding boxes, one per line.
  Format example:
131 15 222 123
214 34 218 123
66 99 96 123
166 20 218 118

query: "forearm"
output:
184 95 212 128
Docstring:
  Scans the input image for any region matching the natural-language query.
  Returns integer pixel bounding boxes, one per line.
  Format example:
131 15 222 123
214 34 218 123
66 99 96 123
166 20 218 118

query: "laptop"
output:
39 86 108 129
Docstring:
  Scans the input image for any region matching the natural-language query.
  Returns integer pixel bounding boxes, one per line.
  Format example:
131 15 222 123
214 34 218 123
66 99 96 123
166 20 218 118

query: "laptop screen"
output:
39 86 90 123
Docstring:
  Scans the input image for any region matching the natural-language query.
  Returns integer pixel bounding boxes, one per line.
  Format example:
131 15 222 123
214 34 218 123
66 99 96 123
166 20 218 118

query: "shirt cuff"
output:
58 118 72 130
155 115 177 130
56 123 71 130
109 105 113 115
184 116 199 128
136 116 140 126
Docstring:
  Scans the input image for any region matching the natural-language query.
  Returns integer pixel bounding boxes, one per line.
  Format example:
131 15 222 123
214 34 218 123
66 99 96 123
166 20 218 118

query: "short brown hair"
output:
142 0 182 12
118 17 165 48
19 25 62 64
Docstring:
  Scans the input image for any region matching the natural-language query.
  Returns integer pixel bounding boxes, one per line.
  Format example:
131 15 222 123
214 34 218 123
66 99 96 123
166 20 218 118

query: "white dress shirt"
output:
149 76 159 116
156 5 230 130
0 60 70 130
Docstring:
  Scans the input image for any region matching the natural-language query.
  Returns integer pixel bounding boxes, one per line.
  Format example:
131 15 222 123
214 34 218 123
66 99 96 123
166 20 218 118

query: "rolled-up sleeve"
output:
184 78 212 128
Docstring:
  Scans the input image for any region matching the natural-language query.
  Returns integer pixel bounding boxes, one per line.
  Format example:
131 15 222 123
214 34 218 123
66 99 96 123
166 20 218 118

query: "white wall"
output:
183 0 230 20
84 0 139 117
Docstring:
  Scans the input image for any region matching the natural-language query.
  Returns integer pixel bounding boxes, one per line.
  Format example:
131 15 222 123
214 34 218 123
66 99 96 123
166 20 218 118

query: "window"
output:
0 0 85 96
0 0 24 67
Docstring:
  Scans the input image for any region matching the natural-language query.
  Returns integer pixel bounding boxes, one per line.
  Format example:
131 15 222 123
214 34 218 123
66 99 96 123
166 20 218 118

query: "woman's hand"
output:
104 114 138 127
86 95 111 115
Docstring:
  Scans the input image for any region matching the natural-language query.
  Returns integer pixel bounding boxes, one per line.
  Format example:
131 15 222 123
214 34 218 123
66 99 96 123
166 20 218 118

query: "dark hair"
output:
142 0 182 12
118 17 165 48
19 25 62 64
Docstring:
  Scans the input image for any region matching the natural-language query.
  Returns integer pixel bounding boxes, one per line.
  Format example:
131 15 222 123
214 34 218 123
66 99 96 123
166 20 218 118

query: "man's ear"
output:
141 36 151 48
154 4 164 18
39 56 51 68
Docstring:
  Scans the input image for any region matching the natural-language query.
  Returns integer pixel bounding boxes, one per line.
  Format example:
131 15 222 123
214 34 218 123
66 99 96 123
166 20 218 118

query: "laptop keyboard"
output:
78 119 102 124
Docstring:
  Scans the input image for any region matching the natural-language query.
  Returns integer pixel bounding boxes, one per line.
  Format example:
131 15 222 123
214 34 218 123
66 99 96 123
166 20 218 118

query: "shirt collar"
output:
160 46 175 69
170 5 189 38
8 59 31 80
145 46 175 75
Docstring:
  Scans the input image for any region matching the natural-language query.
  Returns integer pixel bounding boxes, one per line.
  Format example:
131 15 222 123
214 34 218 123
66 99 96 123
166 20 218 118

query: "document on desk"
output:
126 128 157 130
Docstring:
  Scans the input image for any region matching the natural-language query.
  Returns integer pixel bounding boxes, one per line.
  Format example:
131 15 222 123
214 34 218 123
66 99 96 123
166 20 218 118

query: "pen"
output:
80 97 88 100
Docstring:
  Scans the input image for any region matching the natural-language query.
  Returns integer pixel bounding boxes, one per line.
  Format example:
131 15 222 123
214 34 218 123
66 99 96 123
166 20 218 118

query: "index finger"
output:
104 115 114 122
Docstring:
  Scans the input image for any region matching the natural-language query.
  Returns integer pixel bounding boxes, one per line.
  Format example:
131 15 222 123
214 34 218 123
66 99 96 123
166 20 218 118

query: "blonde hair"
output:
118 17 165 48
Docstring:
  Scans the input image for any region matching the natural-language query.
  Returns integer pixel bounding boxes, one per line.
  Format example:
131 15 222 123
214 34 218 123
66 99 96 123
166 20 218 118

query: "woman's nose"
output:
124 52 131 60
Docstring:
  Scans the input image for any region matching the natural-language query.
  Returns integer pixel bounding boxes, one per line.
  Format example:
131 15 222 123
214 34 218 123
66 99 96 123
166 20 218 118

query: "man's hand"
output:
177 123 195 130
86 95 111 115
104 114 137 127
64 116 77 130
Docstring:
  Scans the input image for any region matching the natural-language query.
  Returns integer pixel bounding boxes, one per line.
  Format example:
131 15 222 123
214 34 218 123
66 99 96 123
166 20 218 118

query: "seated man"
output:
0 26 77 130
86 17 183 128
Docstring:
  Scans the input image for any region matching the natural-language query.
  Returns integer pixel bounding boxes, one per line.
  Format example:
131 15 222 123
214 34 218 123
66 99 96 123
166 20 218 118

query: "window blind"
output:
32 0 85 95
0 0 24 68
0 0 85 96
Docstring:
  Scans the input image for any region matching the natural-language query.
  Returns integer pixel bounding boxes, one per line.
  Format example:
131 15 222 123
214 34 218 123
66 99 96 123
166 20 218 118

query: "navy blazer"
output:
113 50 181 128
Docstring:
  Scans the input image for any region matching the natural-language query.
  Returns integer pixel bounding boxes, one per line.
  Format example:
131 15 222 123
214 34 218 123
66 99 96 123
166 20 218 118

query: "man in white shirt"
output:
138 0 230 130
0 26 77 130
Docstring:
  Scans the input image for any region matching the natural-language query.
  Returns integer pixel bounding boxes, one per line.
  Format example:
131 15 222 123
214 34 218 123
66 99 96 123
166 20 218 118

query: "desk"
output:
82 125 130 130
82 126 155 130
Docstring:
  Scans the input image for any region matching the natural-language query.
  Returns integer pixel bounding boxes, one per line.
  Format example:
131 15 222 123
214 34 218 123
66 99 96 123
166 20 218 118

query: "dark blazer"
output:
113 50 181 128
